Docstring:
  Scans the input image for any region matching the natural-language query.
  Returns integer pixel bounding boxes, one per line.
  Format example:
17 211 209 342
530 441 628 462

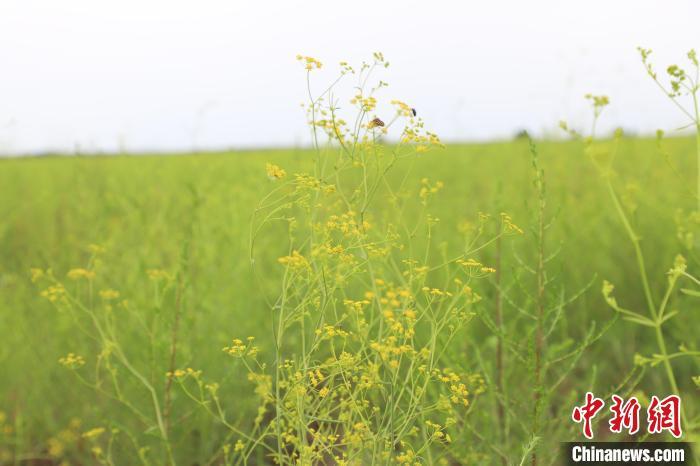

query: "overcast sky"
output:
1 0 699 154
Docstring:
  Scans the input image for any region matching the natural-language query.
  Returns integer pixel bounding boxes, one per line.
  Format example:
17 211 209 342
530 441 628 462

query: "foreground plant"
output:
563 47 700 444
638 48 700 212
184 53 520 465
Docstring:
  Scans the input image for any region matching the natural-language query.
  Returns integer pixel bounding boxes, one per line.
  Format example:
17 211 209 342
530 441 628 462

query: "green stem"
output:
606 181 657 314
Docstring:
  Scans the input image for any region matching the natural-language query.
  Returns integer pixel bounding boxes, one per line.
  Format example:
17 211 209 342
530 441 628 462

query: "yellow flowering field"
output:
0 51 699 465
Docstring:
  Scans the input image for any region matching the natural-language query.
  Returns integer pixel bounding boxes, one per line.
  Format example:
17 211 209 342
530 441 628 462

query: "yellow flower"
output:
500 212 524 235
167 369 186 378
314 325 349 339
390 99 414 117
41 284 66 303
67 268 95 280
223 337 258 357
99 289 120 300
278 251 309 270
265 163 286 180
296 55 322 70
59 353 86 369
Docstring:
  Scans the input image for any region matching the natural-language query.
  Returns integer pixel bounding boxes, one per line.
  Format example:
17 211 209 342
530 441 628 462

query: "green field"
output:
1 135 698 464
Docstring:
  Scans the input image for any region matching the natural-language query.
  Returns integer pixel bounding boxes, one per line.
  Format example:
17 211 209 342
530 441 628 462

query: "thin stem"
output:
494 234 507 465
163 272 185 435
606 181 657 314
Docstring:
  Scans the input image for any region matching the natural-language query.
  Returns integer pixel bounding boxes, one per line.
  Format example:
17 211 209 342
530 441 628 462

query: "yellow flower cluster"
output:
584 93 610 110
166 367 202 379
314 324 349 339
59 353 85 369
325 211 370 237
390 99 414 118
456 258 496 275
425 420 452 443
402 124 443 150
265 163 286 180
339 61 354 74
421 286 453 297
278 250 310 270
222 337 258 357
67 268 95 280
373 284 417 337
308 368 324 387
378 283 410 303
370 336 416 368
313 118 348 138
448 382 469 407
296 55 322 70
350 94 377 112
312 242 356 265
223 338 245 355
343 298 370 312
500 212 524 235
433 369 470 407
99 288 120 300
41 284 66 303
395 448 418 465
345 421 370 447
294 173 336 195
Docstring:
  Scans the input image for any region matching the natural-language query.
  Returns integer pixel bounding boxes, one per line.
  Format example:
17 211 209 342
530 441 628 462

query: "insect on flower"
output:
368 117 385 129
411 108 417 117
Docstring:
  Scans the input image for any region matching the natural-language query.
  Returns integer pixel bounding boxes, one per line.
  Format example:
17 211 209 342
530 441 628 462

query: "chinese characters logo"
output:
572 392 682 439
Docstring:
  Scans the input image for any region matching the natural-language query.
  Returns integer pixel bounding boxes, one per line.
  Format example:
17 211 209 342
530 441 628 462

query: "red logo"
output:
572 392 605 439
647 395 682 438
572 393 682 439
609 395 641 435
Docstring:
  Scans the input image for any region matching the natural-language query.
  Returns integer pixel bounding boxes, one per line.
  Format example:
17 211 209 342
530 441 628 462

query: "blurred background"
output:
1 0 699 155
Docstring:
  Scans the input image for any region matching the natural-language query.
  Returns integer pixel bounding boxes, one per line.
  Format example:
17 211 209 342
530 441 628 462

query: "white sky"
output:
1 0 699 154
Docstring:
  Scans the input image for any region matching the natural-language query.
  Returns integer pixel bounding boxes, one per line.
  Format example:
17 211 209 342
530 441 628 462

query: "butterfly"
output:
368 117 385 129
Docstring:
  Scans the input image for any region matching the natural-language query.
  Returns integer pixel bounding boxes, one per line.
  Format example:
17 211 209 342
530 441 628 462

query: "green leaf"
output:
622 315 656 327
659 310 678 325
680 288 700 297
